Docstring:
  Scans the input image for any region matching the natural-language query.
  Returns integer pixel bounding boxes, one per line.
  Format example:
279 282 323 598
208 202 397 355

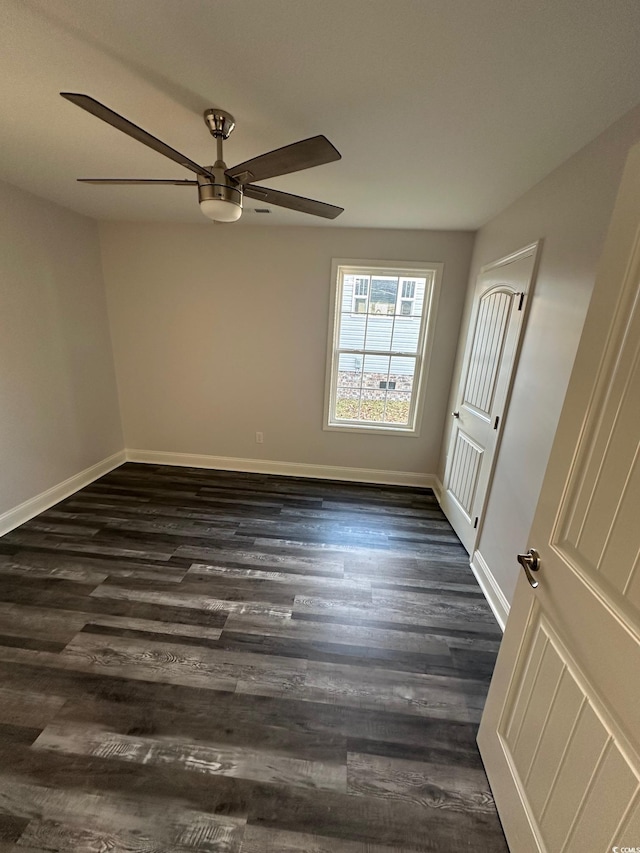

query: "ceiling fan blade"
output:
61 93 214 179
226 135 340 184
77 179 197 185
244 184 343 219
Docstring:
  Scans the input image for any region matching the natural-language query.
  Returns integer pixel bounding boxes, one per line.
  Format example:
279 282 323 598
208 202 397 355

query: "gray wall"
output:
0 179 123 517
442 102 640 606
100 224 475 476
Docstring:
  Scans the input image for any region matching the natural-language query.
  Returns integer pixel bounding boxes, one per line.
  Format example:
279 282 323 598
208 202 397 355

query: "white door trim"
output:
441 240 541 553
480 241 542 274
474 241 541 550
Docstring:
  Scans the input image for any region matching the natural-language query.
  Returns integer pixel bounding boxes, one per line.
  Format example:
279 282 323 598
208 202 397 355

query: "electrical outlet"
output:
255 431 264 444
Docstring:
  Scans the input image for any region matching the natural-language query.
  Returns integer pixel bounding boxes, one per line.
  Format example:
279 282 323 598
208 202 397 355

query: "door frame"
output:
440 240 541 554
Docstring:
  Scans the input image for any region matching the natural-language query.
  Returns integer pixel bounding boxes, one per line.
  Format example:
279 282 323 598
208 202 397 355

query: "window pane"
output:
359 390 387 421
364 315 393 351
363 354 390 388
385 391 411 424
336 354 362 421
339 312 366 349
352 275 370 314
337 353 362 383
391 279 426 351
391 316 420 353
341 275 356 312
370 277 398 315
389 356 416 394
401 280 416 299
335 391 361 421
412 279 427 314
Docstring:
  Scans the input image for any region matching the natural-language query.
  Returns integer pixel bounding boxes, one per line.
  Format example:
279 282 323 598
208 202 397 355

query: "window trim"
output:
323 258 443 436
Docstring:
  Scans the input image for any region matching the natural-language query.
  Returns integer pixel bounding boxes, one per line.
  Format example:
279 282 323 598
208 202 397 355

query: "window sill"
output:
323 422 421 437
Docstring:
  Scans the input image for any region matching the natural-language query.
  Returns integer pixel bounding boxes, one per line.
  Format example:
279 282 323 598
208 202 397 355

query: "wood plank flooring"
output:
0 464 507 851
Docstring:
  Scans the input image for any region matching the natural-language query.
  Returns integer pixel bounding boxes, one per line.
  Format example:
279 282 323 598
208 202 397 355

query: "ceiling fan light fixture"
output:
197 170 243 222
199 197 242 222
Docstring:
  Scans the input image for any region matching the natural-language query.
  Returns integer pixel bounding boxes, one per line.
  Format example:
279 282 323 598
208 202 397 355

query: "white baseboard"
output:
0 450 126 537
125 449 436 490
470 549 510 632
431 475 444 504
431 479 508 630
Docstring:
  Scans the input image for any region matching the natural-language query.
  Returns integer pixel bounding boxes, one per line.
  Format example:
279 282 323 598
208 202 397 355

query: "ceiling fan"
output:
60 93 344 222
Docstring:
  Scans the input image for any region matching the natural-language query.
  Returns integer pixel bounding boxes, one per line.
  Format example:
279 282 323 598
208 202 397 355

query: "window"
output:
324 259 441 434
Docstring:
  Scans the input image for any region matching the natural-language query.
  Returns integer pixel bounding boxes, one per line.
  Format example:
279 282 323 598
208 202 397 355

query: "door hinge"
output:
473 517 479 529
518 292 525 311
494 415 500 430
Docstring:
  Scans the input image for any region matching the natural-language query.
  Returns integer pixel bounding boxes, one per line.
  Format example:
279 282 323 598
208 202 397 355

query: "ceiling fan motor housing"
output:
197 166 243 220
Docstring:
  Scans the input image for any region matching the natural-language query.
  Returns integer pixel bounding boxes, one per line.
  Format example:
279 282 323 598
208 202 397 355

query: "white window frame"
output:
324 258 442 436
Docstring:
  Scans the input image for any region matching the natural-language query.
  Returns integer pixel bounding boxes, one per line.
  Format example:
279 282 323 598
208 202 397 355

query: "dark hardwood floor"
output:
0 463 507 852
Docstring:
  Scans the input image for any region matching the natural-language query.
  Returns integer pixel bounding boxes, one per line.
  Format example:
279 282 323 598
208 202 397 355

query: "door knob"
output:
517 548 541 589
452 411 460 418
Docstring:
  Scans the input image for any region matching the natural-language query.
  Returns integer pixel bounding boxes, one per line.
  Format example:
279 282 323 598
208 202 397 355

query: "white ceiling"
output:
2 0 640 229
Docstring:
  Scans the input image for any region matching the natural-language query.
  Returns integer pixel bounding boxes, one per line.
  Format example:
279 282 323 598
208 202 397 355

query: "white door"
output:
478 141 640 852
441 243 540 553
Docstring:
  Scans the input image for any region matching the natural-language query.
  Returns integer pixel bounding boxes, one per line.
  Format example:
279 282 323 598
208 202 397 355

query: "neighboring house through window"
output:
352 277 369 313
399 280 416 315
324 259 442 434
